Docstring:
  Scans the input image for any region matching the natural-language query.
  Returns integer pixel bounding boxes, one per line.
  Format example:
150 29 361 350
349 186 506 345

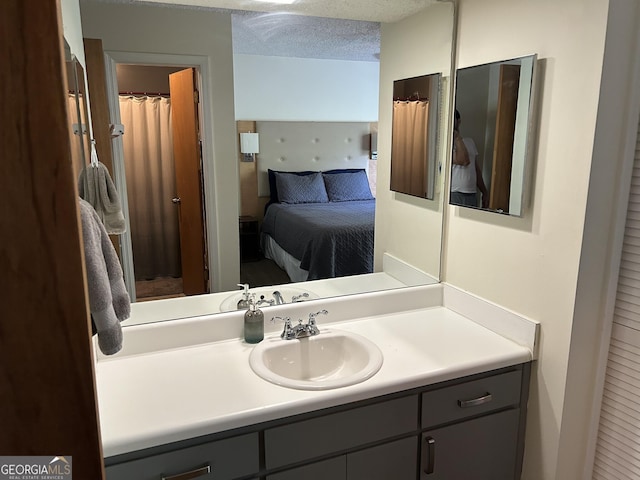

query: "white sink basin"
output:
249 329 383 390
220 286 319 312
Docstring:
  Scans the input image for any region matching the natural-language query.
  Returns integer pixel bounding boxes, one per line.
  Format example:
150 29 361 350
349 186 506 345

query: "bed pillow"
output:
322 170 374 202
267 169 315 205
323 168 367 176
274 171 329 204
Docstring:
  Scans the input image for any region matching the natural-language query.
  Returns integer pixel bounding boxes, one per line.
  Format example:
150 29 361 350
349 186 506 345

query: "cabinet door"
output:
267 456 347 480
347 436 417 480
420 409 520 480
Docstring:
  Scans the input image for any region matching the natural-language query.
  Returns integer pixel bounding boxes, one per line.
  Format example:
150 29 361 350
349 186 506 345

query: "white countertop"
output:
96 304 532 458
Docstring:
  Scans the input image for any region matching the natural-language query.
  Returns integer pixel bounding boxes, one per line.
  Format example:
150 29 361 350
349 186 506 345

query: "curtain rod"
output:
119 91 170 97
394 96 429 102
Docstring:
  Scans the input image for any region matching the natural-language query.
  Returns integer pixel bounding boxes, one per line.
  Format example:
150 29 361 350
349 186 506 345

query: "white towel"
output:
78 161 126 235
79 198 131 355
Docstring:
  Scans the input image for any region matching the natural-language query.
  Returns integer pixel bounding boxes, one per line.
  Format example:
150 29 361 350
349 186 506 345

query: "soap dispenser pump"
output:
244 294 264 344
237 283 250 310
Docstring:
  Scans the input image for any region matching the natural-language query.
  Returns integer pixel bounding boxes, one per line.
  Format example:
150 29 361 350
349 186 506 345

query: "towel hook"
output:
90 138 99 167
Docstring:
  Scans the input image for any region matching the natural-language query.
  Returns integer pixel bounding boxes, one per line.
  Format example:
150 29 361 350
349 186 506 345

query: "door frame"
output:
103 51 217 300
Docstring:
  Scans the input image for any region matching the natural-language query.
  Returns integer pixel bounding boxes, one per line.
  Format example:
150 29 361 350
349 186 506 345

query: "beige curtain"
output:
391 100 429 197
119 95 181 281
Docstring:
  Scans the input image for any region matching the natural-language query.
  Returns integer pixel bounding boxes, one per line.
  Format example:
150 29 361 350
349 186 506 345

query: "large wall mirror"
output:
77 0 455 326
391 73 441 200
451 54 537 216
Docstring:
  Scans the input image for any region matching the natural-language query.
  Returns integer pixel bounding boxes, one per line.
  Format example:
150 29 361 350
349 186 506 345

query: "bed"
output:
261 169 375 282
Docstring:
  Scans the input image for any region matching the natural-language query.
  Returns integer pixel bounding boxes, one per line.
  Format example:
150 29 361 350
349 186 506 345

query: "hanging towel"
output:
78 161 126 235
79 198 131 355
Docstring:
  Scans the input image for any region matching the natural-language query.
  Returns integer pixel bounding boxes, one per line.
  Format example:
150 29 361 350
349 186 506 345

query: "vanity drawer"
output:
421 369 522 429
105 432 259 480
265 395 418 469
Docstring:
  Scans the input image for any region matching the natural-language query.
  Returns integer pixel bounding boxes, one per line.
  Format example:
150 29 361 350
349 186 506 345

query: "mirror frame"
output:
390 72 442 200
451 54 537 216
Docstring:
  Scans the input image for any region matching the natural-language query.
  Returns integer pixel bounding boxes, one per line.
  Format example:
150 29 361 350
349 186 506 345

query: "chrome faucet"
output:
273 310 328 340
272 290 285 305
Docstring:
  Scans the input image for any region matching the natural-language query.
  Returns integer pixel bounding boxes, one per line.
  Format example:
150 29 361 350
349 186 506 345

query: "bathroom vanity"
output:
97 284 537 480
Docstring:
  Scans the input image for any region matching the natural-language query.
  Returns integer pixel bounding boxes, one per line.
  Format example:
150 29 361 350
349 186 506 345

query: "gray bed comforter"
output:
261 200 375 280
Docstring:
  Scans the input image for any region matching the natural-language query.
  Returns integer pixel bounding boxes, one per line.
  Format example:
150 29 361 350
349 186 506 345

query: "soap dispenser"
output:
244 294 264 344
237 283 250 310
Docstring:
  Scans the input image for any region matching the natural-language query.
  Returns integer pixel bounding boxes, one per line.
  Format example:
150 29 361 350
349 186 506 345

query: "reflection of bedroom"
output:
111 20 380 299
234 20 381 290
237 121 379 287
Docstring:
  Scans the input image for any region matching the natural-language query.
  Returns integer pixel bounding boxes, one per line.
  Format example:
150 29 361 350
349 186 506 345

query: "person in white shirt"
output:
450 109 489 208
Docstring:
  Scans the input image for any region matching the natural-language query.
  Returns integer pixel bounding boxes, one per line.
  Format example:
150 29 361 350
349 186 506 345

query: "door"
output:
489 64 520 212
420 409 520 479
348 436 417 480
169 68 208 295
267 457 346 480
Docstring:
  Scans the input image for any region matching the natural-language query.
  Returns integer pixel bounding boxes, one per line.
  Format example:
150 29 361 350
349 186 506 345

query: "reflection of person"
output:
451 109 489 208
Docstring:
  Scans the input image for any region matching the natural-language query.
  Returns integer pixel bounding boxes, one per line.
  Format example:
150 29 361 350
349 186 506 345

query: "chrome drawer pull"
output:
162 465 211 480
458 392 493 408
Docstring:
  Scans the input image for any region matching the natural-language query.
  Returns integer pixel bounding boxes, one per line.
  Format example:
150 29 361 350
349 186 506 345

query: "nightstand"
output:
239 216 260 262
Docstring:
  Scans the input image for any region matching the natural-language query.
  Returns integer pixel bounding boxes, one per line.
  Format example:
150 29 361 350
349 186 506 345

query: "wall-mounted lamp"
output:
240 132 260 162
370 132 378 160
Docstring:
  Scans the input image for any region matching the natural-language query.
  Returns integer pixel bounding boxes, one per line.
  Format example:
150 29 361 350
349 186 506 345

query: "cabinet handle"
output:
422 436 436 475
458 392 493 408
161 465 211 480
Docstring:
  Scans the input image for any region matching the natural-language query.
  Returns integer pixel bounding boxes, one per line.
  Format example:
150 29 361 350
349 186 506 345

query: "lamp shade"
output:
240 133 260 154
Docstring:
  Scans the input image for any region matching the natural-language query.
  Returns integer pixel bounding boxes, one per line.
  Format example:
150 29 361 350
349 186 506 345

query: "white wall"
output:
61 0 85 67
375 2 453 281
79 2 240 292
442 0 638 478
234 55 379 121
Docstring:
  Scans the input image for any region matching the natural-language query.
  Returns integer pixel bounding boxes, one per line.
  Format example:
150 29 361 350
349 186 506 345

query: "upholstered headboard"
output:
256 121 371 197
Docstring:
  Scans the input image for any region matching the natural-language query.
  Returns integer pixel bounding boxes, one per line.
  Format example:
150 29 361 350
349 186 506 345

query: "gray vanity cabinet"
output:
266 436 417 480
105 432 259 480
264 395 417 469
347 436 418 480
266 456 347 480
420 409 520 479
419 368 527 480
104 364 529 480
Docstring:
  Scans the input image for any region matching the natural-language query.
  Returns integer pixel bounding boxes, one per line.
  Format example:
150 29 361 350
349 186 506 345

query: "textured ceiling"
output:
118 0 436 22
232 11 380 61
82 0 438 61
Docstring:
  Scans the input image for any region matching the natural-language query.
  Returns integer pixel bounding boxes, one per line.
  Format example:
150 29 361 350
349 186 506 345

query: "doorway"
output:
115 63 208 301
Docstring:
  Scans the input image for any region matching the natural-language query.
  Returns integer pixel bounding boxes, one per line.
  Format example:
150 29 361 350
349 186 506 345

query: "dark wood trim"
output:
84 37 121 258
0 1 104 478
84 38 115 175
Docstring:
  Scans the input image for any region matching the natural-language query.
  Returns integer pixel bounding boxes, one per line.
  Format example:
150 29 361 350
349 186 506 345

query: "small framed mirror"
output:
451 54 537 216
390 73 442 200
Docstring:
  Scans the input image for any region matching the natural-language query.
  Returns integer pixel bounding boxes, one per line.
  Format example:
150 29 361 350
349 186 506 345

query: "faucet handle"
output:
308 309 328 324
272 316 296 340
271 316 291 325
291 292 310 302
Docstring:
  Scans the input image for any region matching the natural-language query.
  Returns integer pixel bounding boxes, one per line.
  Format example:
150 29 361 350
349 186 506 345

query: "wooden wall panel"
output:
84 38 114 174
238 120 268 219
84 37 121 257
0 1 104 478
